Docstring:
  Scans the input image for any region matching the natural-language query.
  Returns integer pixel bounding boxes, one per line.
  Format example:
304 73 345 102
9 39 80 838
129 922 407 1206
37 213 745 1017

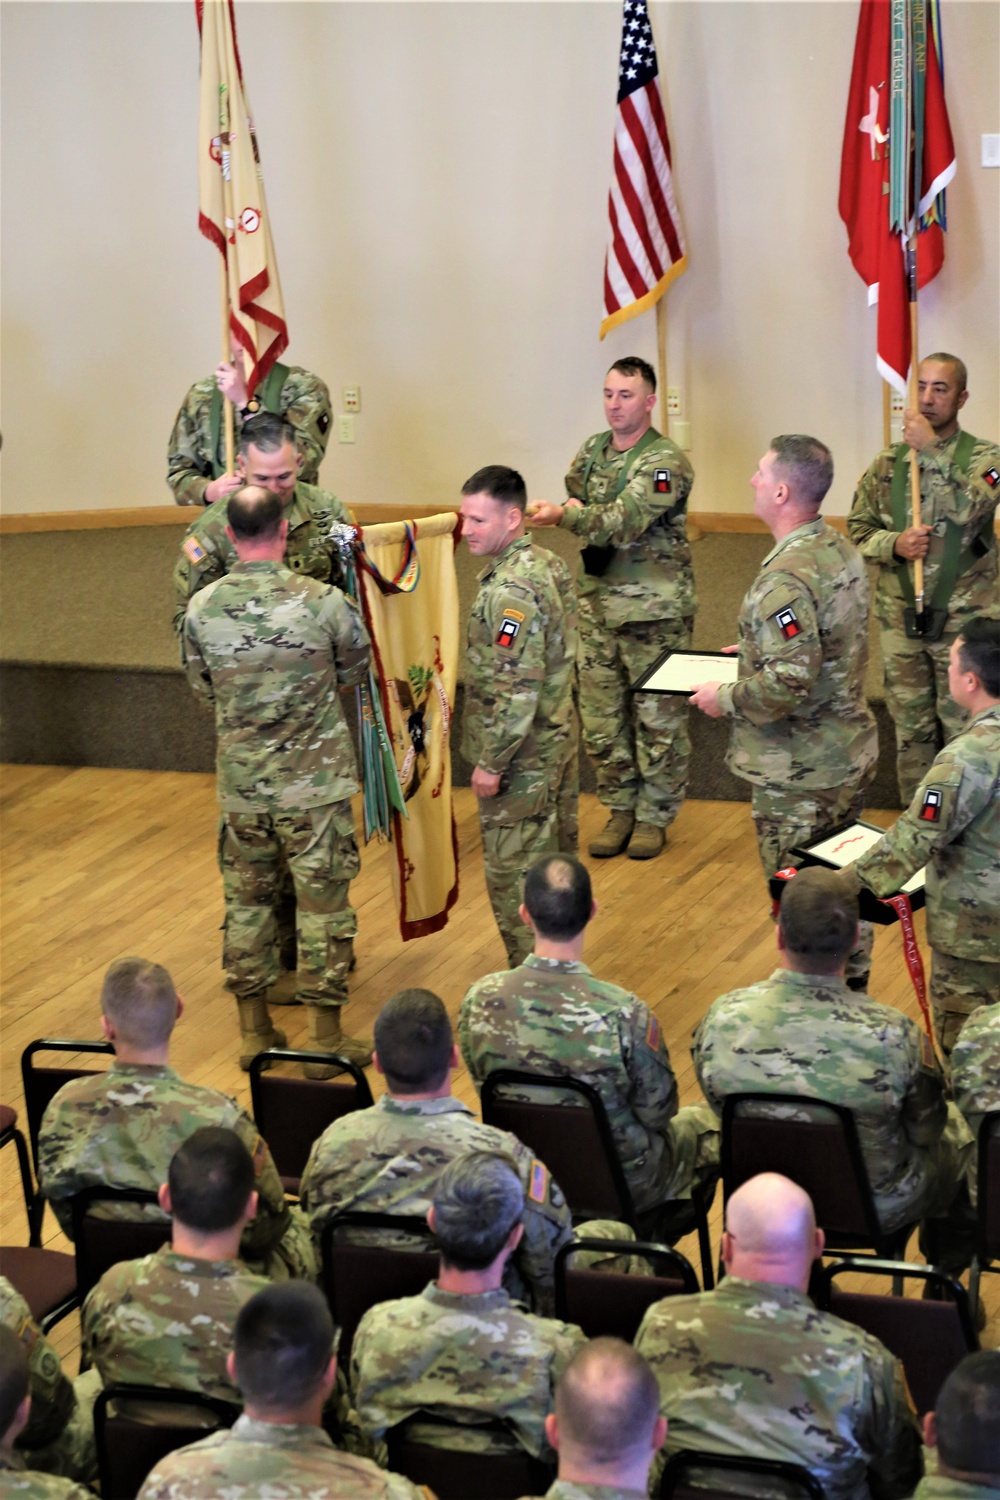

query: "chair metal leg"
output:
968 1256 981 1318
694 1191 714 1291
11 1129 41 1247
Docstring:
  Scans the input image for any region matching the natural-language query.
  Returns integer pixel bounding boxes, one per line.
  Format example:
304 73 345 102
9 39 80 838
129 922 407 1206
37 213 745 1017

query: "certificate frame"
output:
631 647 740 696
767 819 926 924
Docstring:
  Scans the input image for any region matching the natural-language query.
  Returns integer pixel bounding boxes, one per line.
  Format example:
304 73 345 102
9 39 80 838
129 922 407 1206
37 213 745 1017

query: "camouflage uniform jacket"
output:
458 954 679 1212
37 1062 295 1265
561 429 695 627
912 1476 1000 1500
0 1280 74 1452
183 561 370 813
951 1003 1000 1144
718 518 877 791
351 1283 584 1458
693 968 955 1232
846 428 1000 628
634 1276 921 1500
848 706 1000 962
462 536 574 826
172 481 351 635
299 1094 572 1314
80 1247 268 1401
166 367 333 507
135 1417 425 1500
0 1454 92 1500
518 1485 648 1500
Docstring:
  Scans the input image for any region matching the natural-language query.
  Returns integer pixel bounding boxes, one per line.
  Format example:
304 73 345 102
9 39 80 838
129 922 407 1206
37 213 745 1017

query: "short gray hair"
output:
432 1151 524 1270
770 434 833 509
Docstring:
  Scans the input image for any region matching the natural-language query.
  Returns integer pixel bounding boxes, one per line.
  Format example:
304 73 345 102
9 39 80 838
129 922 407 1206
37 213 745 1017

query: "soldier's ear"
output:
653 1414 668 1450
544 1413 559 1451
518 903 533 931
158 1183 172 1215
226 1351 237 1382
923 1411 938 1449
427 1206 437 1234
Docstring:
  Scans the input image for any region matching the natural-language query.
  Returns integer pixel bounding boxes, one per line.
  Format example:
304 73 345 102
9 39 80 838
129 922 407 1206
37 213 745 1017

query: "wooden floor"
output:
1 765 995 1366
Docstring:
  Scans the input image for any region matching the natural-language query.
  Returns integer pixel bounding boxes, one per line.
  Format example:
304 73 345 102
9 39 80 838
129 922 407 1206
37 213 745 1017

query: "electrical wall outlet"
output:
342 385 361 413
982 134 1000 168
666 386 682 415
890 389 905 414
337 414 355 443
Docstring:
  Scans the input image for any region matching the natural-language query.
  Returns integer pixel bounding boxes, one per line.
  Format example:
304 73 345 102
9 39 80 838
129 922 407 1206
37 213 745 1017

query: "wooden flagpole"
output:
906 237 923 618
882 381 892 449
219 257 234 475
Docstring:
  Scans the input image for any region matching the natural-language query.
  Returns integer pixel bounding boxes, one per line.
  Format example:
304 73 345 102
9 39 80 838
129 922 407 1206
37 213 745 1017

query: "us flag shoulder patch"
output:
645 1015 661 1051
653 469 672 494
496 608 525 648
528 1158 549 1204
251 1134 268 1176
919 788 943 822
773 606 801 640
183 535 208 566
984 467 1000 489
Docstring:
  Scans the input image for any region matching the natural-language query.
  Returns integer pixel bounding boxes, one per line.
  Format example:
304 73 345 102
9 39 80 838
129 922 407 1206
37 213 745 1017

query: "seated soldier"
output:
0 1280 98 1487
635 1174 922 1500
459 853 719 1237
81 1128 268 1408
916 1350 1000 1500
693 867 974 1269
0 1325 93 1500
537 1337 667 1500
37 957 314 1282
136 1284 424 1500
350 1150 585 1461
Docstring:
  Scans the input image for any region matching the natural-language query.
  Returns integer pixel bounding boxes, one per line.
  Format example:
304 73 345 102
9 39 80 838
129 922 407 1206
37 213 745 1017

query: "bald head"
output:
723 1174 823 1291
227 486 283 541
548 1338 666 1489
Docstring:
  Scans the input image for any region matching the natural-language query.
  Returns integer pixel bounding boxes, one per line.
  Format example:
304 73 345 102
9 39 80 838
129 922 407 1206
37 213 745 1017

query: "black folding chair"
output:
660 1449 825 1500
248 1048 373 1195
386 1413 555 1500
554 1236 698 1341
0 1102 78 1333
71 1186 171 1304
21 1038 114 1242
320 1210 438 1365
94 1383 239 1500
482 1068 714 1287
969 1110 1000 1315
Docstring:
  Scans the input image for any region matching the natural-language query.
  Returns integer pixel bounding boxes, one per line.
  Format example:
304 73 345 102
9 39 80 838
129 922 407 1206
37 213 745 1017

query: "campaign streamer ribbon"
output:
357 524 420 596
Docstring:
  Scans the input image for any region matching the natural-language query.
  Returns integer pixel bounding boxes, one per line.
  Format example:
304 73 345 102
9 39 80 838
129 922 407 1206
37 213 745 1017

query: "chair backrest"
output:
21 1038 115 1175
816 1256 977 1417
481 1069 634 1224
386 1416 554 1500
0 1106 37 1239
321 1211 438 1365
721 1093 885 1248
94 1383 239 1500
72 1186 171 1302
660 1448 825 1500
249 1049 374 1193
555 1237 699 1341
979 1111 1000 1262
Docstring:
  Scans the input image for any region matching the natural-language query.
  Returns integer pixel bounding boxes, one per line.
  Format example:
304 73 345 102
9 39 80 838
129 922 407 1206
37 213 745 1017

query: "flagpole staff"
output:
219 257 235 475
882 381 892 449
906 238 923 621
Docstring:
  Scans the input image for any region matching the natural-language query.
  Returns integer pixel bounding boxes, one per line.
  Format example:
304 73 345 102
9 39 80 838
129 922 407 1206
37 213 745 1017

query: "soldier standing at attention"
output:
0 1328 93 1500
690 434 878 986
528 357 695 861
136 1284 425 1500
847 354 1000 802
183 487 372 1070
461 465 576 967
843 616 1000 1057
167 354 332 507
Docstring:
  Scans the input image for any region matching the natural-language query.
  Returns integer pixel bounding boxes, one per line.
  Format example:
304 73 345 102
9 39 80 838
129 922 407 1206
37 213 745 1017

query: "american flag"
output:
600 0 687 339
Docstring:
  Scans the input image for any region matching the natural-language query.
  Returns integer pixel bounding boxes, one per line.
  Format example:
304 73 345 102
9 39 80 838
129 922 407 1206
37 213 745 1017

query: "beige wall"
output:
2 1 997 518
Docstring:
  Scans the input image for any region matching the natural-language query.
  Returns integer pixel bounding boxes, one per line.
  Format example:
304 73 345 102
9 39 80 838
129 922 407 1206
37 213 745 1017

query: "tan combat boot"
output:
627 822 666 860
236 997 287 1072
588 811 635 858
304 1006 374 1080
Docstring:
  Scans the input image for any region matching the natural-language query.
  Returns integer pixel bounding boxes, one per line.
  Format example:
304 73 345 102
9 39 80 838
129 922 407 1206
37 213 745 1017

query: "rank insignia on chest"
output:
773 606 801 639
496 609 524 648
653 469 672 494
183 536 208 566
984 467 1000 490
919 788 943 822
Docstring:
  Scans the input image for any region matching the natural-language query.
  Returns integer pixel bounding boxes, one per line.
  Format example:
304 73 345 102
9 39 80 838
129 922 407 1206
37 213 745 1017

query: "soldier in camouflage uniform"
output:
167 358 332 507
693 868 973 1266
529 357 695 861
844 617 999 1057
458 854 718 1238
37 958 316 1282
951 1004 1000 1209
0 1283 97 1487
847 355 1000 802
80 1129 268 1410
461 466 576 966
914 1352 1000 1500
137 1284 424 1500
690 434 878 985
183 486 372 1070
351 1152 585 1461
634 1173 922 1500
0 1329 94 1500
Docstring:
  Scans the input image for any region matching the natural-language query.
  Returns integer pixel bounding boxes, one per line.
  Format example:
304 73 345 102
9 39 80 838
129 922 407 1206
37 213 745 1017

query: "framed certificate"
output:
767 820 926 923
632 648 741 696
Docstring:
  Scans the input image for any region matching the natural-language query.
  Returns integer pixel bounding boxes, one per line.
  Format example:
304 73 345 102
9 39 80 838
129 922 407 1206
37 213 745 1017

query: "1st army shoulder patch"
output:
772 605 801 640
496 608 525 648
983 467 1000 489
183 535 208 567
919 787 943 822
653 469 672 494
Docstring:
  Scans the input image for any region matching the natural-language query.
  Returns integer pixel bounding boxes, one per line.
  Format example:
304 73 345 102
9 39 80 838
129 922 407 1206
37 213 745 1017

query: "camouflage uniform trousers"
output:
931 949 999 1057
881 612 969 804
20 1372 101 1488
578 600 691 828
555 742 580 856
752 778 874 983
481 800 561 970
221 800 359 1007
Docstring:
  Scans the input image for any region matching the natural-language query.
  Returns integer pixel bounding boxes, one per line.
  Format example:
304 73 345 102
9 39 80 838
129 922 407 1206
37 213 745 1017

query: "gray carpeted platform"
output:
0 524 900 806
